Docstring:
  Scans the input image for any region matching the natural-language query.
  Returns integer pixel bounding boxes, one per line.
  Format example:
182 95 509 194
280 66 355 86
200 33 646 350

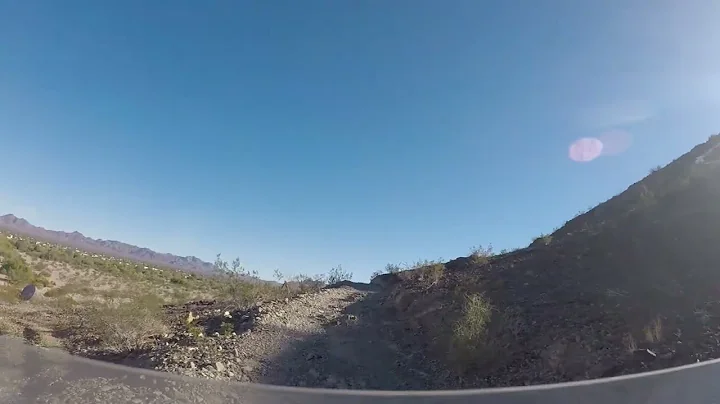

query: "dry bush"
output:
0 285 20 303
623 333 638 353
370 263 402 281
60 297 168 353
423 263 445 285
327 265 353 284
450 293 494 371
643 317 663 343
44 283 94 298
385 263 402 274
532 234 553 246
285 274 326 294
407 259 445 286
469 244 494 265
0 317 21 336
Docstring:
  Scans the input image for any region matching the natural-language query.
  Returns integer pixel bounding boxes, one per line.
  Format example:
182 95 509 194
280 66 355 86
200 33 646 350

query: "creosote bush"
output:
327 265 353 285
450 293 494 372
61 297 169 353
469 244 494 265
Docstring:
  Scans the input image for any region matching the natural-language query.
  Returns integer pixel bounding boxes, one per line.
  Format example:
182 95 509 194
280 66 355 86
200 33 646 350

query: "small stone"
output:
215 361 226 372
190 361 196 369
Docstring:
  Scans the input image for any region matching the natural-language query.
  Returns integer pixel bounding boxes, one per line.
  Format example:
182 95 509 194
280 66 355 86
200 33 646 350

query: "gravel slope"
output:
149 285 442 390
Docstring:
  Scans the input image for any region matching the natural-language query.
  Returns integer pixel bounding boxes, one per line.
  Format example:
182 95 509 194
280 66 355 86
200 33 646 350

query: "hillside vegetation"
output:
0 232 352 358
3 134 720 390
375 134 720 388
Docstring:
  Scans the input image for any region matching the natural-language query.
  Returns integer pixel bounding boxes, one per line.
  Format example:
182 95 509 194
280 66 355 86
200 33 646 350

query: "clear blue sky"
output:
1 1 718 281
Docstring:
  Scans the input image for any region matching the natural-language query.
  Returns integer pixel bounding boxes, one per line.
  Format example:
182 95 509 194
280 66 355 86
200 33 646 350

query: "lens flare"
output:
569 137 604 162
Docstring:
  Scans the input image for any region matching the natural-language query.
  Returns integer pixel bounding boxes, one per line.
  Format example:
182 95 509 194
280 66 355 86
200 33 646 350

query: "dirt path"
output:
152 285 443 390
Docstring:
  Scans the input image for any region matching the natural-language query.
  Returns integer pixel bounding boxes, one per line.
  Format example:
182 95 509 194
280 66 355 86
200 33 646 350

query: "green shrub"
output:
450 293 494 371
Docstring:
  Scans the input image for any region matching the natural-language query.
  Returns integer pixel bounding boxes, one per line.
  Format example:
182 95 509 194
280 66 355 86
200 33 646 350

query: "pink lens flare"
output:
569 137 604 162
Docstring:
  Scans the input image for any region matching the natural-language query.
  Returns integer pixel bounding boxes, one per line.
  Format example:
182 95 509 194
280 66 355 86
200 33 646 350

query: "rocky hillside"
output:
7 134 720 391
0 215 214 274
375 133 720 388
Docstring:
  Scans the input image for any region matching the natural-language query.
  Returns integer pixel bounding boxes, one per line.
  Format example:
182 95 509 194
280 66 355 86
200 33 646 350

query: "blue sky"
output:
1 1 718 281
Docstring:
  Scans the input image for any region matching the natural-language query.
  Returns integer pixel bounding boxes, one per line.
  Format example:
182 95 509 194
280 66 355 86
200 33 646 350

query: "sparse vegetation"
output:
623 333 638 353
469 244 494 265
213 254 264 306
422 262 445 285
61 297 169 353
450 293 494 371
370 262 403 281
0 238 51 286
643 317 663 343
0 285 20 303
533 234 552 246
220 322 234 336
385 263 402 273
1 133 719 391
0 317 21 336
43 283 94 298
326 264 353 284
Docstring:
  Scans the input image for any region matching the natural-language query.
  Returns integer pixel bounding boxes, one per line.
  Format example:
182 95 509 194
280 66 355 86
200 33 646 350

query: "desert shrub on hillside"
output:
0 238 51 286
643 316 663 343
43 283 94 298
450 293 494 372
385 263 402 273
469 244 494 265
326 265 353 284
7 236 182 284
370 262 403 281
0 285 20 303
532 234 553 246
285 273 326 293
213 254 265 305
211 254 314 305
421 263 445 285
60 297 168 353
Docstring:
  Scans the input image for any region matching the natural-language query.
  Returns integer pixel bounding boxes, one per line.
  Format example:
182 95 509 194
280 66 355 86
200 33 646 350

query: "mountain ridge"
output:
0 214 215 274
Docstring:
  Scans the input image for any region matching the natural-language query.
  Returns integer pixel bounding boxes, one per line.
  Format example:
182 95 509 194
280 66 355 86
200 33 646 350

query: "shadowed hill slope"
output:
377 133 720 388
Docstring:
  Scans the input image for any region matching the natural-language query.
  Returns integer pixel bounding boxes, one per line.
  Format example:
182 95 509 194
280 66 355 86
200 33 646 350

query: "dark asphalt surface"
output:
0 336 718 403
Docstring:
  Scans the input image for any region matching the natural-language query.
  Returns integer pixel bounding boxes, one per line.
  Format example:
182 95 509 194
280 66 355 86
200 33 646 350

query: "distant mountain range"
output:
0 214 215 274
